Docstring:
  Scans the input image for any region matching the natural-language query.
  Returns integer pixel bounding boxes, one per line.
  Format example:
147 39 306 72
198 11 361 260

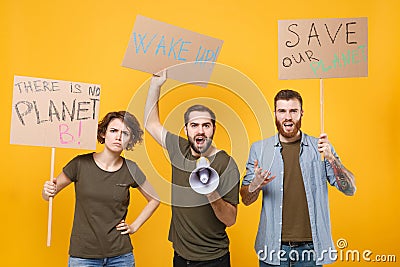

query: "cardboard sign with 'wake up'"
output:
122 15 224 85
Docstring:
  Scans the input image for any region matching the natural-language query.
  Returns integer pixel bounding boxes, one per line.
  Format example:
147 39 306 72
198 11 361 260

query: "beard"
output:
187 133 214 155
275 117 302 139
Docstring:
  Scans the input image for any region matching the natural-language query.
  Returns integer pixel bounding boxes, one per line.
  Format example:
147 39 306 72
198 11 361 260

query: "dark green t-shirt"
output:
166 132 240 261
281 139 313 242
63 153 146 258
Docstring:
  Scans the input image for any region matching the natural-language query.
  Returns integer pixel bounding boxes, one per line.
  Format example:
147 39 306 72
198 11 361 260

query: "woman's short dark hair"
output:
97 111 143 151
184 105 216 126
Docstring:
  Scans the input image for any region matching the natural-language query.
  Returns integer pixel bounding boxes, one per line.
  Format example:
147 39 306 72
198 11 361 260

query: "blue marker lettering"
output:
133 32 157 54
168 38 182 59
195 45 205 62
155 35 166 56
177 41 191 61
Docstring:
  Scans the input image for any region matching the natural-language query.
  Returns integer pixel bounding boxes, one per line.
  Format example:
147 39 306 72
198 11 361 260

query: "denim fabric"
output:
68 252 135 267
243 133 340 265
259 243 322 266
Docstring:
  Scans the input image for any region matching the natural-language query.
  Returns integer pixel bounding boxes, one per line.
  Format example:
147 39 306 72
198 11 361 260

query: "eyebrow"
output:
189 122 211 126
110 127 130 133
277 108 299 111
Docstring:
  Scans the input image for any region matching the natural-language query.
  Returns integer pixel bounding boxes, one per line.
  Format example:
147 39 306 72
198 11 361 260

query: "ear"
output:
184 125 188 135
127 141 133 149
301 109 304 117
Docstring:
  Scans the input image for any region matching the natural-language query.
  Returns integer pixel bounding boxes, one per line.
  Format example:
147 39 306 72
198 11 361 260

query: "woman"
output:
42 111 160 267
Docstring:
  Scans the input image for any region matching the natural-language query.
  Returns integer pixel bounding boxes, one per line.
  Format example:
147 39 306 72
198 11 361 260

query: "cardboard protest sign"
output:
278 17 368 79
122 15 224 84
10 75 101 149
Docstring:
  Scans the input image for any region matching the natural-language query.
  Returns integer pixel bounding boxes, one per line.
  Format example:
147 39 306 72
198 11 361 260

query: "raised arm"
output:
318 133 356 196
144 70 168 147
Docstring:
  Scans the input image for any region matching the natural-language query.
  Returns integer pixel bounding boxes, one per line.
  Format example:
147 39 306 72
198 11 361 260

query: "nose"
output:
116 131 122 140
283 111 292 120
198 126 205 134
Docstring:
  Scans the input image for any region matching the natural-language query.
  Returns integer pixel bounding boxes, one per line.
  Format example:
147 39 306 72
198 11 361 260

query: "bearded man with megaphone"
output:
144 69 240 267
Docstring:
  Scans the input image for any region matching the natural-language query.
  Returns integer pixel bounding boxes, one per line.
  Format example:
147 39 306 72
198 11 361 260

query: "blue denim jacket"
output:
242 132 341 265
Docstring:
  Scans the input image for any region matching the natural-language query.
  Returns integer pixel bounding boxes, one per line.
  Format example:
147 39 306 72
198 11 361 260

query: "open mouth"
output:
195 136 206 146
283 121 294 130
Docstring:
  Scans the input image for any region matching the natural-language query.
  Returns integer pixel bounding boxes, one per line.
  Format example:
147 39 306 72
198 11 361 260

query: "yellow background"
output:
1 0 399 266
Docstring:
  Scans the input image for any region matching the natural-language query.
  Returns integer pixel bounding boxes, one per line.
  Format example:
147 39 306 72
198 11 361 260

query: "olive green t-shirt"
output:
281 139 313 242
166 132 240 261
63 153 146 258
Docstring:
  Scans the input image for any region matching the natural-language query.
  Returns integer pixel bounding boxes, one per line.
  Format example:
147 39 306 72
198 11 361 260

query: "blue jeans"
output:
259 243 321 267
68 252 135 267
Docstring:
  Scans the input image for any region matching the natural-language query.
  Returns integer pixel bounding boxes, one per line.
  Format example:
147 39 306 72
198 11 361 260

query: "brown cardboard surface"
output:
278 17 368 79
122 15 224 85
10 75 101 149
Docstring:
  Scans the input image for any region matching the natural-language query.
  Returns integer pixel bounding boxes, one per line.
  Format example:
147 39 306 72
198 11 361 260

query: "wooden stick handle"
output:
47 147 55 247
320 79 325 161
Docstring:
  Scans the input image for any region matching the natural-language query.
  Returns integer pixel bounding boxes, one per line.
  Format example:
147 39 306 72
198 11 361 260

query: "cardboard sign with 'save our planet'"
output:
278 17 368 79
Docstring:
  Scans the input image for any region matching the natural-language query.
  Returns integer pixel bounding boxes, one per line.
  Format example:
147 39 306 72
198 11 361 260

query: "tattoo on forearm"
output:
330 158 356 195
243 187 262 204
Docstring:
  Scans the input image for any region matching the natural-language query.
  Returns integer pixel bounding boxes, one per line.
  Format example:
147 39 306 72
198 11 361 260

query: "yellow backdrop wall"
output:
1 0 399 266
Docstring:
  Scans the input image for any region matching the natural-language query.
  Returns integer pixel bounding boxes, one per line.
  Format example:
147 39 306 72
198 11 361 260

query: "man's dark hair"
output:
274 89 303 111
184 105 216 126
97 111 143 151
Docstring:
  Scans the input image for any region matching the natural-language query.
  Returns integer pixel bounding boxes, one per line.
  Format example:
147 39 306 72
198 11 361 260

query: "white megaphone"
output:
189 157 219 195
